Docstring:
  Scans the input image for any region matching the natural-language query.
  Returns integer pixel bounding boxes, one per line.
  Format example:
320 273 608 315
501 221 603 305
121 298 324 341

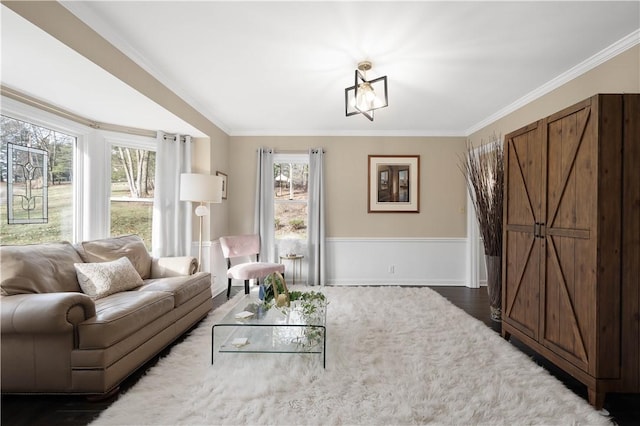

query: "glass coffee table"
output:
211 294 327 368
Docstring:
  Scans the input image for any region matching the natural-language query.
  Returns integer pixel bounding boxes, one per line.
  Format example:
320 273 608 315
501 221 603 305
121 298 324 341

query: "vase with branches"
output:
461 134 504 321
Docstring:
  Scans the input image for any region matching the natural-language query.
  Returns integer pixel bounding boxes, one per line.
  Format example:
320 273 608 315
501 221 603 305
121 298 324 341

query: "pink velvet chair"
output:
219 234 285 298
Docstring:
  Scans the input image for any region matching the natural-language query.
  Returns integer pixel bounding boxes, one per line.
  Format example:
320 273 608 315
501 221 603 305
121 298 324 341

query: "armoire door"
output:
502 121 544 340
540 98 597 373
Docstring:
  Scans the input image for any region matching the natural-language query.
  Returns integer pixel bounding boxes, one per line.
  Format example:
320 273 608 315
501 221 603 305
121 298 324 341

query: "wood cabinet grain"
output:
501 94 640 409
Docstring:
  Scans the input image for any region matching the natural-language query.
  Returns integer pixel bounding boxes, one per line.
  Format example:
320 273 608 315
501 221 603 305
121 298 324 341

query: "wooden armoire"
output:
501 94 639 409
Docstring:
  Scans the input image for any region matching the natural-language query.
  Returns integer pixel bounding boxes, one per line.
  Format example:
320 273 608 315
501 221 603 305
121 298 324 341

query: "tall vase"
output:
485 255 502 322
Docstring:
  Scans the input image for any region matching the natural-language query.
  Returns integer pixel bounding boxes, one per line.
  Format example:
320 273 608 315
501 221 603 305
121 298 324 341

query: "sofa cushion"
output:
74 235 152 279
77 290 174 349
139 272 211 307
74 257 143 300
0 242 83 295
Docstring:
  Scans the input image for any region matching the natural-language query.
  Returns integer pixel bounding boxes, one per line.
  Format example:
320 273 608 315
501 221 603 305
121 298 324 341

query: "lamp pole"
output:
195 203 208 272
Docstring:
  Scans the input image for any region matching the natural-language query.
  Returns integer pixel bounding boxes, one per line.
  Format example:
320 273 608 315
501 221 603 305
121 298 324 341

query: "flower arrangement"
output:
261 272 327 348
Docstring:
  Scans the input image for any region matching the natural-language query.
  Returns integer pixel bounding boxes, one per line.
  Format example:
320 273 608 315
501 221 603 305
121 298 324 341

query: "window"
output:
2 97 158 248
1 115 76 245
273 154 308 241
109 142 156 250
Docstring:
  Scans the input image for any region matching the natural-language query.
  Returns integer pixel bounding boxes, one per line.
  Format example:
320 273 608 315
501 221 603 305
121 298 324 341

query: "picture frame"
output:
216 171 228 200
368 155 420 213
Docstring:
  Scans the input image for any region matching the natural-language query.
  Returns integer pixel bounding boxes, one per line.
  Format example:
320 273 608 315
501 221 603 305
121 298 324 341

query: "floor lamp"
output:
180 173 223 272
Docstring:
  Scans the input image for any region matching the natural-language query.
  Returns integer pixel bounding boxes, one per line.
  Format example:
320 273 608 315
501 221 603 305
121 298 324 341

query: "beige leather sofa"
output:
0 234 213 396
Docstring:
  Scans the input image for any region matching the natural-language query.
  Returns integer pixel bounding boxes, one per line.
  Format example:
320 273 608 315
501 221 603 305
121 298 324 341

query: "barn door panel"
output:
541 101 596 372
503 122 543 339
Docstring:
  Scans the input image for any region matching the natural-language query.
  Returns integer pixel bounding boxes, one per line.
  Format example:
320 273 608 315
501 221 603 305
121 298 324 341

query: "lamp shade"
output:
180 173 223 203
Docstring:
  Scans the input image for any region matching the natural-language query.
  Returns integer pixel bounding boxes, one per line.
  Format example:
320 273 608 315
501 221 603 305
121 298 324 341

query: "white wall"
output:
326 238 467 285
207 237 478 296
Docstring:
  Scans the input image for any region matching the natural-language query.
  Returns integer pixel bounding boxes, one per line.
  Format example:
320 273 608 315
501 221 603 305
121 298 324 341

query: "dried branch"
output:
460 135 504 257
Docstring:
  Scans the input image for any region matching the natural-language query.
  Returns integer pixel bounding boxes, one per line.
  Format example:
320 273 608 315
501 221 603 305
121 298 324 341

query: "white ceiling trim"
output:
1 85 157 138
60 1 231 135
230 128 466 138
465 29 640 136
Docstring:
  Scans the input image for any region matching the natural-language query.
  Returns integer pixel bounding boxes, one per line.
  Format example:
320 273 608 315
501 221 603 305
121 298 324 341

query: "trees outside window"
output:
1 112 156 248
0 115 75 245
273 159 308 241
110 145 155 250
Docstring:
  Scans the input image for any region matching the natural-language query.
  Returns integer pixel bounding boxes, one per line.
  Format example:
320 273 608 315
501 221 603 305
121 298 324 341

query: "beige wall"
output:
469 44 640 144
193 131 230 240
229 136 468 238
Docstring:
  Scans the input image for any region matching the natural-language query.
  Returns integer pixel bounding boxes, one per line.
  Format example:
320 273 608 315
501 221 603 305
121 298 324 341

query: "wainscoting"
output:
326 237 474 286
200 237 488 295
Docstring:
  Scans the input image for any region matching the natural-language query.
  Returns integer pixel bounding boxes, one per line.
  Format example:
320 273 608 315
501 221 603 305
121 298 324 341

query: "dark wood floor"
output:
2 286 638 425
431 287 640 426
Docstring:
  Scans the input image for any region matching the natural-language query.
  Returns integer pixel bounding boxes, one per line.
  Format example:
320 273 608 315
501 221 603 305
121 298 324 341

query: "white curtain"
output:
152 132 192 257
254 147 276 262
307 148 326 285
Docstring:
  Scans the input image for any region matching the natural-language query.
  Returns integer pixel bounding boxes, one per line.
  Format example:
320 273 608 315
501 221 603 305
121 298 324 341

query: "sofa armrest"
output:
151 256 198 278
1 292 96 334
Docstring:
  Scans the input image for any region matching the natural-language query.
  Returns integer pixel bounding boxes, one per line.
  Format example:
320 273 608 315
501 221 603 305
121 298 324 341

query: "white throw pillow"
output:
74 256 143 300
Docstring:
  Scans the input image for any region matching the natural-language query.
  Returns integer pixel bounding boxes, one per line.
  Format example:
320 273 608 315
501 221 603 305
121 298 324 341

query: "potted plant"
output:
461 134 504 321
261 272 327 348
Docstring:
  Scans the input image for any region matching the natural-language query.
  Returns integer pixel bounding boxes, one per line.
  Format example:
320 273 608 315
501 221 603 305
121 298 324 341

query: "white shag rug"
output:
92 286 610 425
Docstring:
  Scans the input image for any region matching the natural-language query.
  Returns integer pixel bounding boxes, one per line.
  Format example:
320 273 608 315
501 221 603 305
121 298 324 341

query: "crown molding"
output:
1 85 156 138
229 129 466 138
465 29 640 136
60 1 231 136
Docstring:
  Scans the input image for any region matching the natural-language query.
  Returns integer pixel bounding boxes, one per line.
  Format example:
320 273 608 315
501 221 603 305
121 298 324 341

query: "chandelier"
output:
345 61 388 121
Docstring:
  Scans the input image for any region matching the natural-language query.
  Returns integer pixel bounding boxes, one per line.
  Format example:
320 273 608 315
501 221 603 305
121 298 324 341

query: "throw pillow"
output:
75 235 152 279
74 257 143 300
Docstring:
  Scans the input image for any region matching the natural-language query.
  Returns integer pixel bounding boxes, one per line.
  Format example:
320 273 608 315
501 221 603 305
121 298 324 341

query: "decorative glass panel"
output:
1 115 75 245
7 143 48 224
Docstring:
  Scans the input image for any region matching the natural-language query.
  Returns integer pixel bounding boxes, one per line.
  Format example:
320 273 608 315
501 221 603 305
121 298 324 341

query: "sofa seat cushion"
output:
138 272 211 308
77 290 173 349
74 235 152 279
1 242 83 295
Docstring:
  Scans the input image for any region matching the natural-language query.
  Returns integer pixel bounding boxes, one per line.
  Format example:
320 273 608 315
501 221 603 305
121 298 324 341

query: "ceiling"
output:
2 1 639 138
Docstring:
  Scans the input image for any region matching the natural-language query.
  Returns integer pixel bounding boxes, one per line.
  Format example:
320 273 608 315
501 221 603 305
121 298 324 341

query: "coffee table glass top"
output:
212 292 327 365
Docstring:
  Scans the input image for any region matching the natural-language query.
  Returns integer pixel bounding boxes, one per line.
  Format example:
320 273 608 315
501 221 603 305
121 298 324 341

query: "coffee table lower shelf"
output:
212 323 326 368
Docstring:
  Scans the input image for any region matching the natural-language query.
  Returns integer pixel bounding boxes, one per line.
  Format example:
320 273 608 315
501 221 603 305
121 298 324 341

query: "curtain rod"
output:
257 149 326 154
162 134 189 143
1 85 157 138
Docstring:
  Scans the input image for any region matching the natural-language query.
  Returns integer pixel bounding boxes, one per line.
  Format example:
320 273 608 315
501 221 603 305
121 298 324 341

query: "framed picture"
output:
368 155 420 213
216 171 228 200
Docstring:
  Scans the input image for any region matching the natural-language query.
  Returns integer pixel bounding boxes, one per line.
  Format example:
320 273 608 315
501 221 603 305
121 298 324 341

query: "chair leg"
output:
244 280 250 294
227 278 232 299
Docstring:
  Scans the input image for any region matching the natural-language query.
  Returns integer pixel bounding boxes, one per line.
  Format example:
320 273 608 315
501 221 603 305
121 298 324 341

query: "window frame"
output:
1 96 88 243
105 133 156 241
273 152 309 241
1 96 157 244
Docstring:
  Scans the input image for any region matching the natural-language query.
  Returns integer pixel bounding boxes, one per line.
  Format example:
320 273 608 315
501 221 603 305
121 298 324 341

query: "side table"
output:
279 254 304 285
